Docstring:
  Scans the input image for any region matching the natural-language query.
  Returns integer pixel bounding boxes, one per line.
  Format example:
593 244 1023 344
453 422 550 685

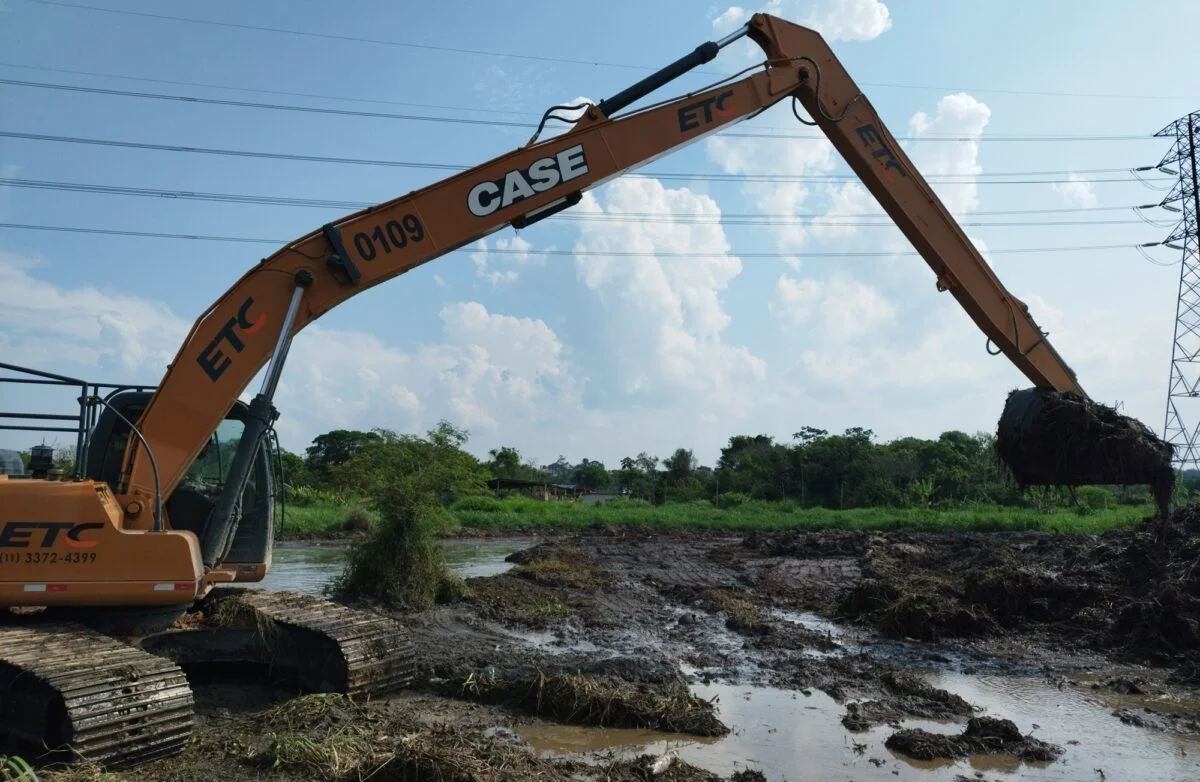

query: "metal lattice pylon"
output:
1158 111 1200 470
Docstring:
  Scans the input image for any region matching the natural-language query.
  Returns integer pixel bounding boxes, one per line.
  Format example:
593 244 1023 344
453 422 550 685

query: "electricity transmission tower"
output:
1155 111 1200 470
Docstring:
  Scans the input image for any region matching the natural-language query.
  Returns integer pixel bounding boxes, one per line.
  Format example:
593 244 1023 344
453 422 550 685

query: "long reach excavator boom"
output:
0 11 1172 771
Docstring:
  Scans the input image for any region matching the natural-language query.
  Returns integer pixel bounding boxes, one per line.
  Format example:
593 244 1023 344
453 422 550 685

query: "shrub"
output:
1075 485 1115 512
716 491 749 509
340 506 372 532
327 480 459 610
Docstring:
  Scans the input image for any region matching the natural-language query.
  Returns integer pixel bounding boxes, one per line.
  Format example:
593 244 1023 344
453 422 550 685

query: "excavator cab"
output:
84 390 276 574
0 362 277 584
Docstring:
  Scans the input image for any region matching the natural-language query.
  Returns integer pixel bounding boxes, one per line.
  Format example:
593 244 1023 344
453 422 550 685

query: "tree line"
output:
284 423 1180 511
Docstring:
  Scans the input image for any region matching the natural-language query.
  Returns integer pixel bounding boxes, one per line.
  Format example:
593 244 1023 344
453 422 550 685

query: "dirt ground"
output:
39 507 1200 781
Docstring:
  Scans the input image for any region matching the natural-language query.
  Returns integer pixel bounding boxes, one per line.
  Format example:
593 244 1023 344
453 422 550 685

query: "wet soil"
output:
39 507 1200 780
885 716 1063 762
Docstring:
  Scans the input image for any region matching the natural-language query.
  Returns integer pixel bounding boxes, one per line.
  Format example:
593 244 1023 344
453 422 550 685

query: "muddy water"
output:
520 674 1200 781
252 538 536 595
253 540 1200 780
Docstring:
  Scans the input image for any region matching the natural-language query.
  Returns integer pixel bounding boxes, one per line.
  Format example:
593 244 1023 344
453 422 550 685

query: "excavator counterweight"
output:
0 10 1174 770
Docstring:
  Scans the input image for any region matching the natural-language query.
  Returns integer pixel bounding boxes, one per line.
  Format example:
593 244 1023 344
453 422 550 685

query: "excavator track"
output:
140 588 416 698
0 623 195 769
217 588 417 695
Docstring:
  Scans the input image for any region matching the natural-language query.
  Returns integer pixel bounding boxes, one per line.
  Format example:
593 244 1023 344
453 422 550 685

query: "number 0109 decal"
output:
351 214 426 261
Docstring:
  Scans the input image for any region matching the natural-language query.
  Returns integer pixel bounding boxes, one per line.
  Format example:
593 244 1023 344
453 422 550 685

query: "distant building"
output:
487 477 584 501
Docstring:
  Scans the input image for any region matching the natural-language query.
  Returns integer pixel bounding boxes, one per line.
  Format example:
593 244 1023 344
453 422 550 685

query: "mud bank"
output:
813 505 1200 676
39 513 1200 780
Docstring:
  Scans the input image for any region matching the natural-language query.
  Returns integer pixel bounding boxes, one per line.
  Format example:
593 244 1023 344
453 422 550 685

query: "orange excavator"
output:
0 11 1173 770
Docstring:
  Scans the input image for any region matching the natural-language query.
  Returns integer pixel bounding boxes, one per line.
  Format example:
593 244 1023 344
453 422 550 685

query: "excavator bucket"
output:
995 388 1175 517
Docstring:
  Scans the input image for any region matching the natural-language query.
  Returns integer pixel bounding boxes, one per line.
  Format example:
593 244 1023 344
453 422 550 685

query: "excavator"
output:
0 11 1175 771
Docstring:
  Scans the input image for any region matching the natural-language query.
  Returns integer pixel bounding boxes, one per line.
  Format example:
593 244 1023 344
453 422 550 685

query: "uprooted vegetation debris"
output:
241 693 576 782
995 387 1175 519
451 668 729 737
885 716 1063 763
667 586 770 636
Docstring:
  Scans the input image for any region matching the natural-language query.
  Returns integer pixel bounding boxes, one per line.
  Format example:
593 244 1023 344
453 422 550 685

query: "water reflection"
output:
248 537 537 596
521 676 1200 781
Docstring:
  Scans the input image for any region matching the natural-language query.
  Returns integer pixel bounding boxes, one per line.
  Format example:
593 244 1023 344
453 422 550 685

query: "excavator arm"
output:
119 14 1098 545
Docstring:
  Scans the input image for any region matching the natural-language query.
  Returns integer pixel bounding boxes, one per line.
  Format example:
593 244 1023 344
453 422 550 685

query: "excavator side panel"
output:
0 479 202 606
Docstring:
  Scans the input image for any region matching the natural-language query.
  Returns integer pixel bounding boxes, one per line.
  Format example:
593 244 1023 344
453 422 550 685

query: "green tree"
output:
305 429 382 486
663 448 695 483
719 435 790 500
487 446 523 479
335 421 488 506
572 458 610 491
277 449 312 489
545 456 573 483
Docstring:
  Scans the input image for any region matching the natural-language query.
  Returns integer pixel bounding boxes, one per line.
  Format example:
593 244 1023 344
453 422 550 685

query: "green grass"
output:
277 495 1156 536
276 501 379 534
450 495 1154 534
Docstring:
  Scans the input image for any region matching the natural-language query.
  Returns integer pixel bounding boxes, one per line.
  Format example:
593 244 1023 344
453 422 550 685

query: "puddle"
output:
916 670 1200 780
522 682 907 779
247 537 536 596
519 673 1200 781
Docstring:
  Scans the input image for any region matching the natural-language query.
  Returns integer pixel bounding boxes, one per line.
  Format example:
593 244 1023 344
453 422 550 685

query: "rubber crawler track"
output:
0 623 194 769
212 588 416 695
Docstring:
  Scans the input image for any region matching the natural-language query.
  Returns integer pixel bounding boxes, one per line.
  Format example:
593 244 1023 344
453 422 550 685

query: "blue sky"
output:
2 0 1199 469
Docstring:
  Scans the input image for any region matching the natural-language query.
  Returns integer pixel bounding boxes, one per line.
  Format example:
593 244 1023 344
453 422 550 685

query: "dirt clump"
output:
508 543 613 591
886 716 1063 763
692 588 770 636
838 666 973 730
464 542 615 629
838 572 997 642
1112 706 1200 734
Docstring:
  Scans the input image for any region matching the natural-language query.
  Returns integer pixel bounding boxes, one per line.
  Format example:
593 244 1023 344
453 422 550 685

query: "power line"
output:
0 79 531 128
0 131 1167 184
0 222 1146 257
0 78 1160 143
20 0 1200 103
0 131 1152 217
20 0 658 72
0 174 1157 226
0 177 1168 218
0 62 539 117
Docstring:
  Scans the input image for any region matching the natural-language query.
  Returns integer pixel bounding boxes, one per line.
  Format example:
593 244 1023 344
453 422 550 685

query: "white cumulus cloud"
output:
0 252 188 380
469 234 543 285
1052 173 1098 208
572 177 765 417
711 0 892 42
770 273 895 340
905 93 992 217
